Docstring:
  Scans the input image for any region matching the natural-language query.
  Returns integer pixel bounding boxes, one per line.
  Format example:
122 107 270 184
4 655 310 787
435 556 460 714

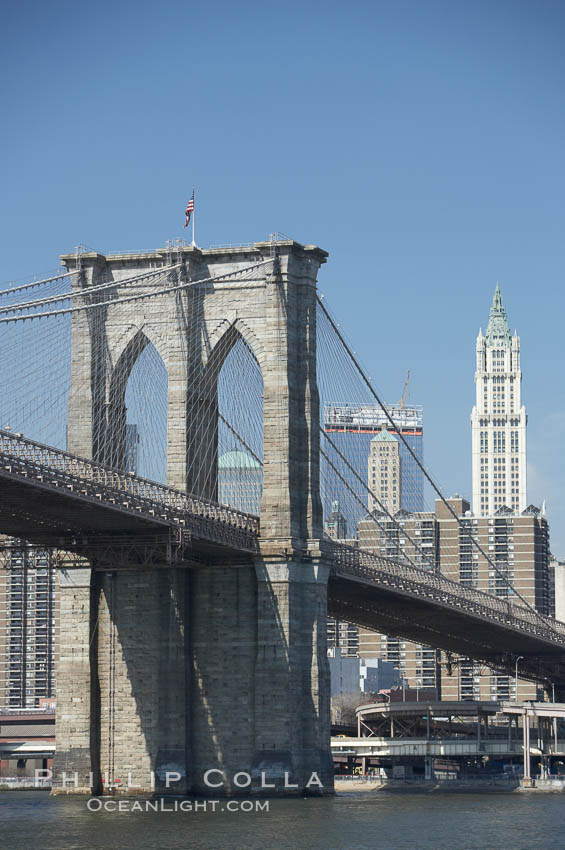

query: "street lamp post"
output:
401 676 420 701
515 656 524 702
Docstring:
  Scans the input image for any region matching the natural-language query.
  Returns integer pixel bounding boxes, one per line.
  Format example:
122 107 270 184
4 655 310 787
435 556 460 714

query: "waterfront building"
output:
360 657 401 693
0 705 55 777
471 286 527 516
549 557 565 621
0 540 59 708
355 496 550 702
327 619 360 657
327 647 361 697
436 496 550 701
356 509 441 696
328 647 400 697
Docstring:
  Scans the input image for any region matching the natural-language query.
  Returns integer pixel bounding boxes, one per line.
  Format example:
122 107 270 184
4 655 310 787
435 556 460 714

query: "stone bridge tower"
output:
52 240 334 795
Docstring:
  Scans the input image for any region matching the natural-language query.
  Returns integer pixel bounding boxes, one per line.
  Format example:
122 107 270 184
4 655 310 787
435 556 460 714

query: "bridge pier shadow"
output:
52 567 188 795
52 557 333 796
251 559 333 793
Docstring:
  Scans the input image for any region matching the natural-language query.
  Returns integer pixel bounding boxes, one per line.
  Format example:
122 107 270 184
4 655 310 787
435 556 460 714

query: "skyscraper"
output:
217 449 262 515
125 424 140 475
367 428 401 514
325 500 348 540
471 286 527 516
324 403 424 514
357 496 550 702
0 541 59 708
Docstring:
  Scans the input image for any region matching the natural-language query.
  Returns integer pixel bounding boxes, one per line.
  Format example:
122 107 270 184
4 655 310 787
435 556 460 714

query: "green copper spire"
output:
485 283 511 347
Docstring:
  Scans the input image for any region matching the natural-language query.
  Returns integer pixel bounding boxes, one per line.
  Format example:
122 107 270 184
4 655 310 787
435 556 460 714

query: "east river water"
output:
1 791 563 849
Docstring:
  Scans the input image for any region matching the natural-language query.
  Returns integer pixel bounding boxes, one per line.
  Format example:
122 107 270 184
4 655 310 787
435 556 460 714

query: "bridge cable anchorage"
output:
316 293 555 634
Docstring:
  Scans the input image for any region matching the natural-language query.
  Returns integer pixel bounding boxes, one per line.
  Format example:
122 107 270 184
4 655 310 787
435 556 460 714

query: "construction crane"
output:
399 370 410 409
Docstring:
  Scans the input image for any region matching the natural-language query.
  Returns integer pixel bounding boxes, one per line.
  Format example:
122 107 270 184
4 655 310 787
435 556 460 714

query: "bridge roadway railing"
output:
329 540 565 647
0 430 260 553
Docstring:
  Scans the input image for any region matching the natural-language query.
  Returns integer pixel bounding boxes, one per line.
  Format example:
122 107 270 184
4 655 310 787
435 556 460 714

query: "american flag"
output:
184 191 195 228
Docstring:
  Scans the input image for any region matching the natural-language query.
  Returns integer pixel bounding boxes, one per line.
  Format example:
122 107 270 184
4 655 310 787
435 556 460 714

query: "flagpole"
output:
192 188 195 247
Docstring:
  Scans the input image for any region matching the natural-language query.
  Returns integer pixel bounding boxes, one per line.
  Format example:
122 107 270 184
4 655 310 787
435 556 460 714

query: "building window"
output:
493 431 505 453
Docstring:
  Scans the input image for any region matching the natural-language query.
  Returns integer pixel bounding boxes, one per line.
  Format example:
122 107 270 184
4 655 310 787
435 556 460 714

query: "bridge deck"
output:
1 430 565 686
328 541 565 686
0 430 259 560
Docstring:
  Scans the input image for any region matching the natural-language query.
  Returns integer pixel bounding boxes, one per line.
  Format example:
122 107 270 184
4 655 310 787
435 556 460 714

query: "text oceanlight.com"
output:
87 799 270 813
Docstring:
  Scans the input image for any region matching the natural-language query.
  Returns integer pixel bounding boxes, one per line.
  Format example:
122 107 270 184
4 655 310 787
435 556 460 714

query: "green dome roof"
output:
218 450 262 470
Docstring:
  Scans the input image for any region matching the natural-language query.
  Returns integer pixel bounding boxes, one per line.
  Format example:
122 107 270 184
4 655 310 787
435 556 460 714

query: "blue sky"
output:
1 0 564 552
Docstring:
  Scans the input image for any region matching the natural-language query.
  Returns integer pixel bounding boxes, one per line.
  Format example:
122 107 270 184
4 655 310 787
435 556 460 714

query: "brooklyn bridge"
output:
0 237 563 795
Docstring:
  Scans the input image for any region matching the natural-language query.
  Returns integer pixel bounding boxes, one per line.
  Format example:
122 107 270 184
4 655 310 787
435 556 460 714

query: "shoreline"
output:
335 778 565 794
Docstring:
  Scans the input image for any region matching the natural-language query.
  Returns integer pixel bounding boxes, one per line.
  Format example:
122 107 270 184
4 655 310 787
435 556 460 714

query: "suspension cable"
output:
0 263 181 314
317 292 550 627
0 270 77 297
0 260 273 324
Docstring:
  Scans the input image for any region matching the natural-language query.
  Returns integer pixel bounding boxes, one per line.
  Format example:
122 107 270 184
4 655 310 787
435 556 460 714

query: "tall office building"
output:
436 497 549 702
325 500 348 541
325 502 359 656
357 510 441 694
471 286 527 515
324 402 426 684
125 423 140 474
218 449 262 515
357 498 550 701
367 428 401 514
324 402 424 515
0 540 59 708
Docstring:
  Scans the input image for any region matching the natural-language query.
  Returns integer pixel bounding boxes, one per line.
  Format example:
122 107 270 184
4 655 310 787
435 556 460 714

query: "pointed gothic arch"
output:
186 321 263 509
104 329 168 475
